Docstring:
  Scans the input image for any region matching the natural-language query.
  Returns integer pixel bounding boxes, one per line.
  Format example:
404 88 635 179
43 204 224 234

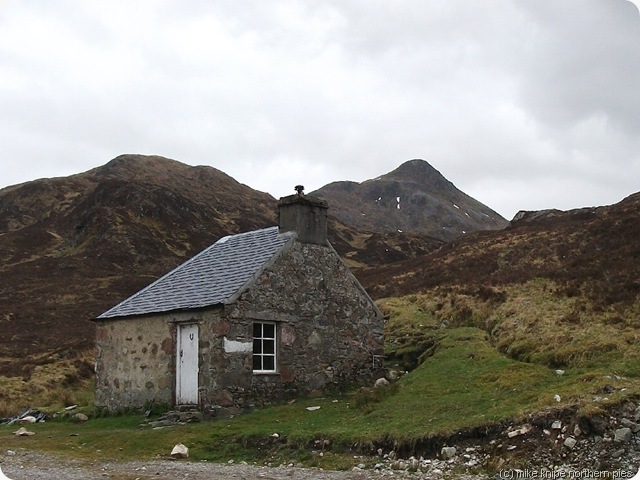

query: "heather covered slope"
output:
0 155 277 363
362 191 640 304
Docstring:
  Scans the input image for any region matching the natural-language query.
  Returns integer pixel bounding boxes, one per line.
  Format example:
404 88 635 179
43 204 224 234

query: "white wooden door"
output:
176 323 199 405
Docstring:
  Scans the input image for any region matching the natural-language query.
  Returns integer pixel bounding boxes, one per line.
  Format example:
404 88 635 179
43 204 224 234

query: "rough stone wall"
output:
95 314 178 411
200 240 384 414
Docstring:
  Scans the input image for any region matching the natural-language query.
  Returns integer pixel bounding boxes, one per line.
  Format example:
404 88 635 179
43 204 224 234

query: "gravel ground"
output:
0 449 486 480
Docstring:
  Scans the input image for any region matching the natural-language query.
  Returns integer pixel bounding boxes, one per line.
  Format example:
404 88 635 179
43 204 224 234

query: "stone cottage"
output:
94 189 385 415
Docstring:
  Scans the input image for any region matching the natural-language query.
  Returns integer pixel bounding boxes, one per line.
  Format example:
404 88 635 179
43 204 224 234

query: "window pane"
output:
263 339 274 354
263 356 275 371
253 355 262 370
253 339 262 354
253 323 262 338
263 323 275 338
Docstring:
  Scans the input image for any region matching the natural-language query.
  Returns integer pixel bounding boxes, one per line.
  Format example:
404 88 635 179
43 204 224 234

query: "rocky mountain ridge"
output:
311 159 508 242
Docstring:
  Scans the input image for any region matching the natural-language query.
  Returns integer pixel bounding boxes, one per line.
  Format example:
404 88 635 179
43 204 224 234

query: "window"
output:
253 322 276 372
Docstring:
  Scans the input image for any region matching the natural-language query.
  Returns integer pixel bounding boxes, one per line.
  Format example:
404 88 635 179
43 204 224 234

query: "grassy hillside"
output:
3 280 639 471
382 280 640 375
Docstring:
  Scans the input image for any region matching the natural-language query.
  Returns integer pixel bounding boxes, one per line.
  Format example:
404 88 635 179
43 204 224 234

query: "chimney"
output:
278 185 329 245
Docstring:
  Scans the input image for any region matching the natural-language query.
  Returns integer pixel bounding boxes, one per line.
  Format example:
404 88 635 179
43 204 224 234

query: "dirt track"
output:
0 449 484 480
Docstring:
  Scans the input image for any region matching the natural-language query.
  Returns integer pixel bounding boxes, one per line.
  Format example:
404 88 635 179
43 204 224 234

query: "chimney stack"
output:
278 186 329 245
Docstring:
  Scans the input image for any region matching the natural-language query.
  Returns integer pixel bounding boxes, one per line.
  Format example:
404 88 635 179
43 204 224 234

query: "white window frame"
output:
252 322 277 373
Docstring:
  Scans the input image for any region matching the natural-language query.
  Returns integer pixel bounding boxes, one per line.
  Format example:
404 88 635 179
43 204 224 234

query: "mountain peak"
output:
388 159 440 176
311 159 507 241
89 154 191 180
378 159 452 190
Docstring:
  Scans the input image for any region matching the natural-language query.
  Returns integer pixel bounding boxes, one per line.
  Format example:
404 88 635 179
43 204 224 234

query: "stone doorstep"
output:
144 408 203 427
175 404 200 412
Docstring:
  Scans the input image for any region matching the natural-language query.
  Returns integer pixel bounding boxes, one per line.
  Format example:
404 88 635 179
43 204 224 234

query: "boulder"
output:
440 446 457 459
170 443 189 458
386 370 400 381
614 427 632 443
374 377 390 388
73 413 89 423
620 418 640 433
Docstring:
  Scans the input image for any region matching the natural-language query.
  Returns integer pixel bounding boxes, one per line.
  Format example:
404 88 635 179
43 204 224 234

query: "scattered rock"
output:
374 377 390 388
620 418 640 433
551 420 562 430
73 413 89 423
170 443 189 459
306 406 321 411
612 448 625 458
507 424 532 438
440 446 456 459
386 370 400 381
564 437 577 449
614 427 632 443
13 427 36 436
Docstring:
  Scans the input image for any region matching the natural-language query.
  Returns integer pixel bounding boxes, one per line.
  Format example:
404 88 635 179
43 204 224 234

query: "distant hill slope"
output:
361 191 640 305
0 154 439 369
310 159 508 242
0 155 277 363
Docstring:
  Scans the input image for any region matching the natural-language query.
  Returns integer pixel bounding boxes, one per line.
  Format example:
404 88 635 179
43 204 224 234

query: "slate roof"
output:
98 226 294 319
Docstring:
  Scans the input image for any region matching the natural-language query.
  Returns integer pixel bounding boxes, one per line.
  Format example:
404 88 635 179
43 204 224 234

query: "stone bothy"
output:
94 189 384 415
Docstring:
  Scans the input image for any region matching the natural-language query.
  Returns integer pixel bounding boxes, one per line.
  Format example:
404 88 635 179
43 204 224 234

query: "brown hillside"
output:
0 154 439 378
361 192 640 308
0 155 277 368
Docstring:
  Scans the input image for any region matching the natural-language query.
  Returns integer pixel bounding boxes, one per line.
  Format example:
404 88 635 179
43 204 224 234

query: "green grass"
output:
3 325 637 469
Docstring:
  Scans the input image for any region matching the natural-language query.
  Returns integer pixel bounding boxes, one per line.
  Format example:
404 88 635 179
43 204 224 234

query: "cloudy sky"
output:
1 1 639 219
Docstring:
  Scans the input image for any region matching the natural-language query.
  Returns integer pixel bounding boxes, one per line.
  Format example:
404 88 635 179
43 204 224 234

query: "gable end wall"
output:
199 240 384 414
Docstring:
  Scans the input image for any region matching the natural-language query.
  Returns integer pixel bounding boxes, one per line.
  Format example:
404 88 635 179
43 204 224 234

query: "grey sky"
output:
1 0 639 219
